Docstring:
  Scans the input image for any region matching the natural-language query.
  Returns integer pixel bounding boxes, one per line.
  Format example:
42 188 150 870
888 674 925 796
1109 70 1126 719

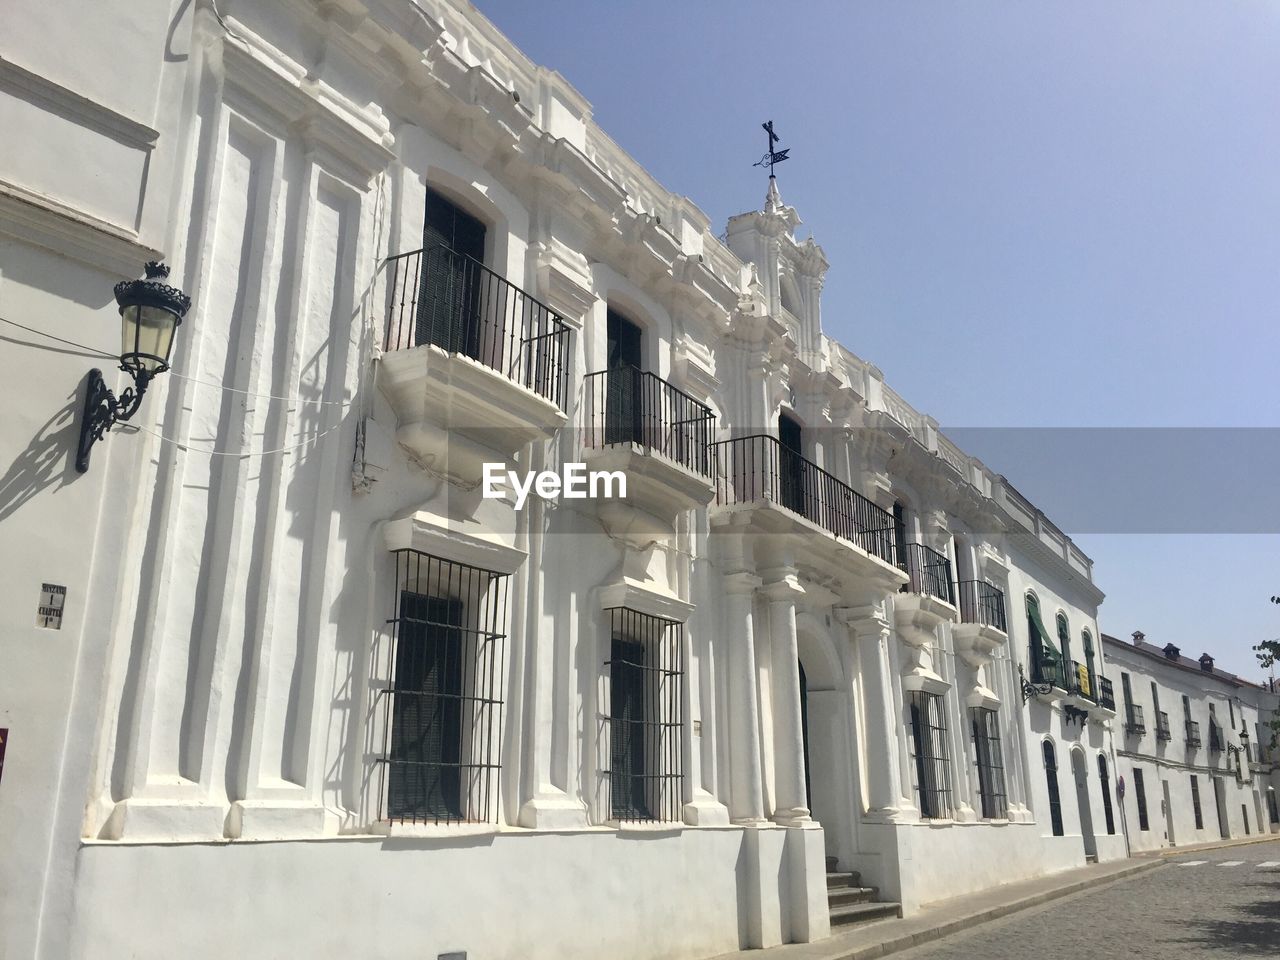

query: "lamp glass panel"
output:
123 304 178 372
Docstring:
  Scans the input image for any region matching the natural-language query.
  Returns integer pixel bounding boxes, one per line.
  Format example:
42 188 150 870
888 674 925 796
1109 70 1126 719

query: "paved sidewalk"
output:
711 857 1164 960
1137 831 1280 859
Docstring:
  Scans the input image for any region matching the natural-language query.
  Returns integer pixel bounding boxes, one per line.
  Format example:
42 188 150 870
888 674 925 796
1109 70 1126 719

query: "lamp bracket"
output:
76 366 153 473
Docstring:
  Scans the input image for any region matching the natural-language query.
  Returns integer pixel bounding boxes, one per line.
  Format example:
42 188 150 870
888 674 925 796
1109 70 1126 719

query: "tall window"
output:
1082 630 1096 698
971 708 1008 820
778 412 806 516
418 187 487 354
1043 740 1064 836
381 550 509 825
909 691 953 819
1190 775 1204 830
1268 791 1278 825
1026 594 1061 687
1056 613 1072 674
1134 767 1150 831
604 309 644 445
1098 754 1116 835
604 608 684 823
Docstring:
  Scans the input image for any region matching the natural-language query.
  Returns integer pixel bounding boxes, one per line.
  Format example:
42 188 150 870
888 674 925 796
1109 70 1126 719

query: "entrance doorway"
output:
1162 779 1176 846
795 629 854 865
1071 749 1097 858
1212 777 1230 838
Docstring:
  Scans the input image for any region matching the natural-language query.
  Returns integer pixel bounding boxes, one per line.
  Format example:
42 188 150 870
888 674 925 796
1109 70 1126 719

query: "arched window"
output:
1025 594 1062 687
1056 613 1073 681
1042 740 1064 836
1097 754 1116 835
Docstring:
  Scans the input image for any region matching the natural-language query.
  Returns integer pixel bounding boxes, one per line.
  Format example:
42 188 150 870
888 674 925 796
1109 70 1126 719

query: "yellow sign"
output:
1076 664 1091 697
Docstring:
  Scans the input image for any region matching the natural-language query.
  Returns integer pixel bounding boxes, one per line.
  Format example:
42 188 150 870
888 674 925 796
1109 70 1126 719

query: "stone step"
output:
829 901 902 928
827 886 878 908
826 870 862 889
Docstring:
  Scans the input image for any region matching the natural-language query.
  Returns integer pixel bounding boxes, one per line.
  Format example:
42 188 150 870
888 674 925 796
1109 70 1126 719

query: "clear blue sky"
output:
476 0 1280 680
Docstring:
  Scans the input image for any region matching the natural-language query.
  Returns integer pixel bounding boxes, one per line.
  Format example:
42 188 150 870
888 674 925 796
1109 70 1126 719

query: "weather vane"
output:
753 120 791 178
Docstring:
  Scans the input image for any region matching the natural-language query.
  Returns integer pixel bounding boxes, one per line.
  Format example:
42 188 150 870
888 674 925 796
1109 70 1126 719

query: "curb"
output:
808 859 1165 960
1150 833 1280 859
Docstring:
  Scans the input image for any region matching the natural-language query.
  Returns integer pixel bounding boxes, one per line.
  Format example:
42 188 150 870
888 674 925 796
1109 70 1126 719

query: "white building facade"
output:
1102 633 1279 853
1 2 1128 958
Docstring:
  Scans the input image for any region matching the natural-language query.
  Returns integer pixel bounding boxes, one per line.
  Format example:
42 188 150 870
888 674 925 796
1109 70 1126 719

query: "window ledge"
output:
610 820 684 834
379 821 500 839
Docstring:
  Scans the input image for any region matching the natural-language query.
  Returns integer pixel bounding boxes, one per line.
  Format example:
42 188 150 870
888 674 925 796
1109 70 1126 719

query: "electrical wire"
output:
0 316 350 406
128 420 347 458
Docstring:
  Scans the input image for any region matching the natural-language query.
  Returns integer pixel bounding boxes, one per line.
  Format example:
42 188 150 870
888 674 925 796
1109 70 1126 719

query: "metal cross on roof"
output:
753 120 791 178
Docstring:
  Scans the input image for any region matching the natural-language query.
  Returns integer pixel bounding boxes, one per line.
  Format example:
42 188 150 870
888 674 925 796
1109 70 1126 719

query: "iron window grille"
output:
601 608 685 823
909 691 953 820
1156 711 1172 742
1043 740 1064 836
375 550 509 826
970 707 1008 820
1186 720 1202 747
1125 703 1146 737
1098 754 1116 835
1098 676 1116 711
1134 767 1150 831
1209 721 1225 753
1191 775 1204 830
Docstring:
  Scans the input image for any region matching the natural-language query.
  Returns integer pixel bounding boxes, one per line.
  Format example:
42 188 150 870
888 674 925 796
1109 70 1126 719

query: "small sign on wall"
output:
37 583 66 630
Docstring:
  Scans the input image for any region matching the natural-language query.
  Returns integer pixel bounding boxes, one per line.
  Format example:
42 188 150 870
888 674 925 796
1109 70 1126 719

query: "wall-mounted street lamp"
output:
76 261 191 473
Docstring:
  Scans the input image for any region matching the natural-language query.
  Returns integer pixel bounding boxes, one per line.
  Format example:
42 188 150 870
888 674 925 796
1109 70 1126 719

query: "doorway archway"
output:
794 615 853 865
1071 748 1097 859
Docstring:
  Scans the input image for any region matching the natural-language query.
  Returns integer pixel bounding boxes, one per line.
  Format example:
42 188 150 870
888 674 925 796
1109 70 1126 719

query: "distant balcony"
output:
957 580 1007 633
900 543 955 604
582 365 716 525
1125 704 1146 736
1067 660 1097 704
1098 677 1116 712
1209 722 1225 753
378 244 571 479
1156 711 1172 742
953 580 1008 669
710 435 906 587
1185 720 1201 747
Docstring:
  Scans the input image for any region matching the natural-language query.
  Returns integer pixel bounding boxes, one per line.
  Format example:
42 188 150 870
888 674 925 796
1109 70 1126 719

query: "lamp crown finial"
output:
143 260 170 280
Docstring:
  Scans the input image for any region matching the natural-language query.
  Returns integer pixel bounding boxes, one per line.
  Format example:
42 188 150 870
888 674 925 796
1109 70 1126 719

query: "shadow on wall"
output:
0 379 85 523
1175 876 1280 955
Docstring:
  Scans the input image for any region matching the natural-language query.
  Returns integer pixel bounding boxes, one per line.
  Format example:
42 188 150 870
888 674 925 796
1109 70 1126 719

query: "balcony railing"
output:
1125 703 1146 736
1068 661 1096 702
384 244 572 409
1030 658 1068 691
1098 677 1115 711
711 435 897 565
1156 711 1172 741
900 543 954 604
957 580 1007 632
583 366 715 476
1185 720 1201 747
1209 722 1224 752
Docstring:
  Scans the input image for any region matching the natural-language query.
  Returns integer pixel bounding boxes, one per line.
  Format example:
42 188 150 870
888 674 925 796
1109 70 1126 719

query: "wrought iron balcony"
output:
956 580 1007 632
1185 720 1201 747
1098 676 1115 711
583 366 715 476
1156 711 1172 742
900 543 954 604
1209 722 1225 753
1125 703 1146 736
1029 658 1068 692
383 244 571 408
1066 660 1096 702
711 434 897 565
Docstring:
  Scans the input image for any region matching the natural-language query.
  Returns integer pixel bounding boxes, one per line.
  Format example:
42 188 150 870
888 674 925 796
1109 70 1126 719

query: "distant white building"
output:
2 2 1130 959
1102 632 1279 852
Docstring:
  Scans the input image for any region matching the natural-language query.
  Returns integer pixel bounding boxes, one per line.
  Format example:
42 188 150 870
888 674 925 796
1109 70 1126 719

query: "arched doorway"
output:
1071 748 1097 858
795 617 853 865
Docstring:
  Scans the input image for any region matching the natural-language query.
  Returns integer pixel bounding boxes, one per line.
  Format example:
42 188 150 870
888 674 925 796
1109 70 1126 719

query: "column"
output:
841 606 907 820
764 571 809 824
725 571 766 823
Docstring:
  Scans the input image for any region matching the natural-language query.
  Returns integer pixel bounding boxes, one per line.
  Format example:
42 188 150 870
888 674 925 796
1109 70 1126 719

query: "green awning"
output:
1028 602 1061 665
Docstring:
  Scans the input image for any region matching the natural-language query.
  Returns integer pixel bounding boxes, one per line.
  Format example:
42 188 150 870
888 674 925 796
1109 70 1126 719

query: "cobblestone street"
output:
895 839 1280 959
